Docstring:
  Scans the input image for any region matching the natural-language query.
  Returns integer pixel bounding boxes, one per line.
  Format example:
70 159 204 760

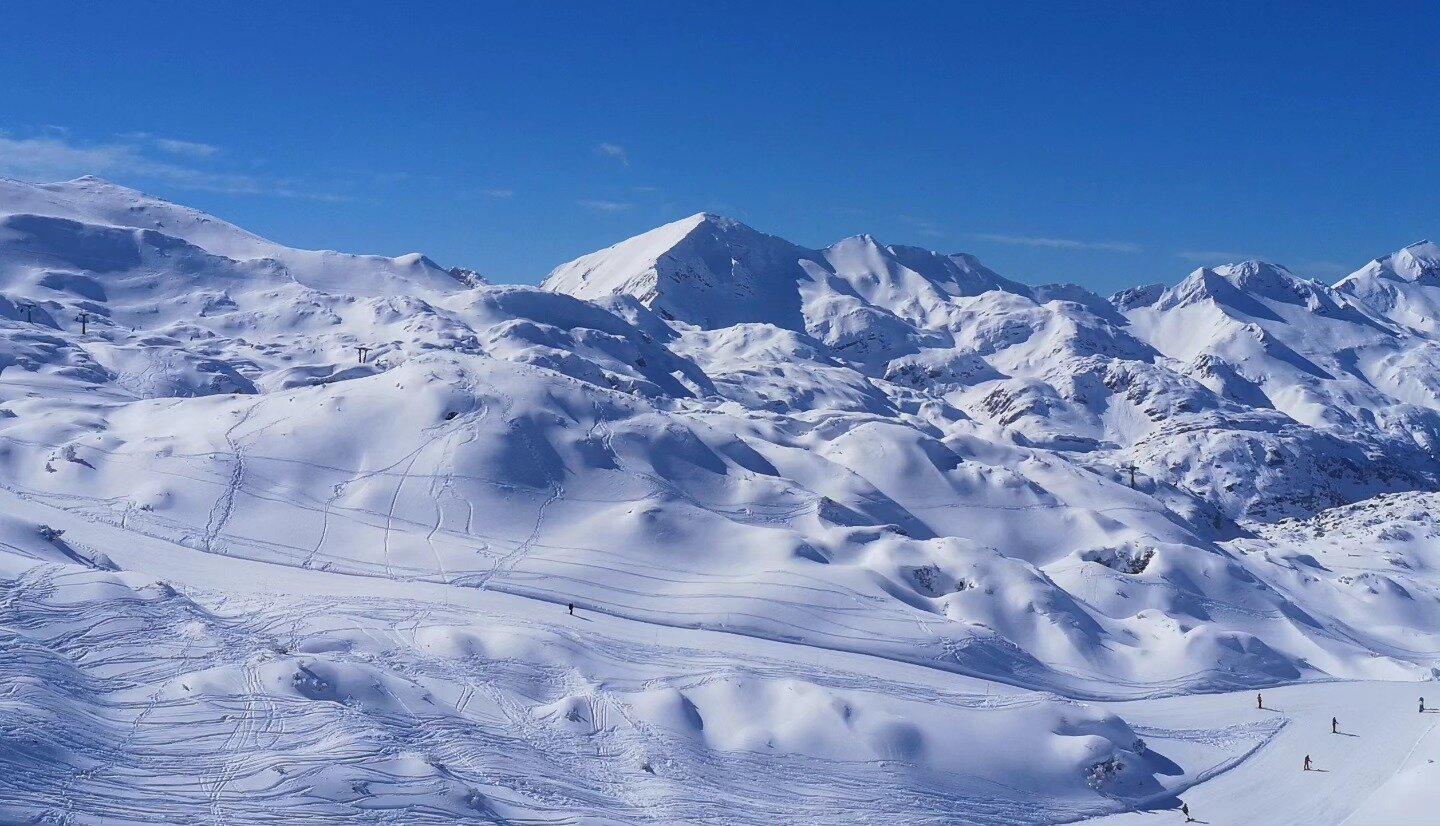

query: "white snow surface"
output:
3 178 1440 823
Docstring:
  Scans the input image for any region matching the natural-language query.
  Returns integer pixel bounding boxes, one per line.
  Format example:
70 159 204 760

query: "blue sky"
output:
1 1 1436 294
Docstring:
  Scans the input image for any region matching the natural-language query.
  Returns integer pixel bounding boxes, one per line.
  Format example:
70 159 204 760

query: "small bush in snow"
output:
912 564 940 594
291 670 331 693
1085 756 1124 789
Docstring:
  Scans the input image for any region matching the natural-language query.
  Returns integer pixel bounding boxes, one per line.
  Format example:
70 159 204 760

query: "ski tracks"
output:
202 402 260 555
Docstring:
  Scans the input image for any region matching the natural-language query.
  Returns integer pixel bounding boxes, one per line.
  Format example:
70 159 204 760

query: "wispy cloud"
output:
1176 249 1255 263
0 131 342 201
577 199 631 212
976 233 1141 254
899 215 945 238
120 132 220 158
596 142 629 167
152 137 220 157
479 188 515 198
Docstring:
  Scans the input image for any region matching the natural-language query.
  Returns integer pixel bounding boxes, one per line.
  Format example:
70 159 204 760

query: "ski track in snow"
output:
201 403 254 555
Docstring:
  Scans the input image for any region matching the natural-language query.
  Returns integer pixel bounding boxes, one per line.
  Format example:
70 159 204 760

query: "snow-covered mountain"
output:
5 178 1440 824
1335 240 1440 334
544 214 1440 521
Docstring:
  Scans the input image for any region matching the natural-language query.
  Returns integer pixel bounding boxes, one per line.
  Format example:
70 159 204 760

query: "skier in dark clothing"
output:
568 603 575 616
1257 692 1263 709
1331 716 1338 734
1303 754 1312 771
1181 801 1192 821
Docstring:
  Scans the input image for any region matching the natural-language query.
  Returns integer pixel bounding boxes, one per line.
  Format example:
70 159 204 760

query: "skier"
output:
1303 754 1312 771
1257 692 1263 709
1181 801 1192 822
1331 716 1338 734
568 602 575 616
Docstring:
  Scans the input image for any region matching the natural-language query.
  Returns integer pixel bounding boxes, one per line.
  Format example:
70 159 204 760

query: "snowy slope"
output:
1335 241 1440 335
0 175 472 297
3 178 1440 824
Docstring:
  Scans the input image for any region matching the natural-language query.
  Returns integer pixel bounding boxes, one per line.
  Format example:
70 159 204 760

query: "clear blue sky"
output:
1 1 1436 294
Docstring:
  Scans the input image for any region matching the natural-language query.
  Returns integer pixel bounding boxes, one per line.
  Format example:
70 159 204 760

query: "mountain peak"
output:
1153 260 1339 317
393 252 442 269
690 210 740 224
54 175 154 198
664 211 761 237
541 212 812 329
1375 240 1439 281
543 213 1052 336
1334 240 1440 295
1212 259 1308 288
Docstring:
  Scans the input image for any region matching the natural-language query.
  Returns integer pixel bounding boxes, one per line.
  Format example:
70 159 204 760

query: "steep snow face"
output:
816 236 1031 318
541 213 816 330
6 179 1440 823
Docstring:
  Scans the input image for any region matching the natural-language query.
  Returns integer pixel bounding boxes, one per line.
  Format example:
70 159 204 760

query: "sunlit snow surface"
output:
3 178 1440 823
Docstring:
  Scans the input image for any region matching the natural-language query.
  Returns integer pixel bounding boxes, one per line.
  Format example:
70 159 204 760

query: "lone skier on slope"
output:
1257 692 1263 709
568 603 575 616
1303 755 1312 771
1331 716 1338 734
1181 801 1192 822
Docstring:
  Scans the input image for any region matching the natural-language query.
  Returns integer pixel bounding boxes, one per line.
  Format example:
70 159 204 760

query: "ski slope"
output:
3 177 1440 823
1088 682 1440 826
0 487 1171 824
